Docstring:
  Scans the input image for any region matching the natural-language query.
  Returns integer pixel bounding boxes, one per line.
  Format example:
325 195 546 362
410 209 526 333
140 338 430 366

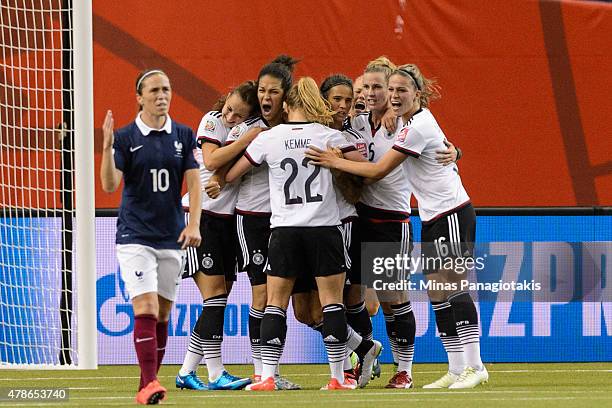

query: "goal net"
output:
0 0 95 368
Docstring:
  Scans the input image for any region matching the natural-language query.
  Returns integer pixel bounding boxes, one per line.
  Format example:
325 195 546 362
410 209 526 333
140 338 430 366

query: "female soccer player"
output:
227 77 364 391
232 55 304 389
100 69 202 404
206 55 304 390
342 56 418 389
319 74 384 383
175 81 260 391
350 75 367 116
306 63 488 389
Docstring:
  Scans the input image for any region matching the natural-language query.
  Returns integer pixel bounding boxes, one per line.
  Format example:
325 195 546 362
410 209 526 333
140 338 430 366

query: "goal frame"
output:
73 0 96 370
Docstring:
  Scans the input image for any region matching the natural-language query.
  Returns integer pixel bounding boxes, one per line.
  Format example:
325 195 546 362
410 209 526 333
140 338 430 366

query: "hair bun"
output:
271 54 300 73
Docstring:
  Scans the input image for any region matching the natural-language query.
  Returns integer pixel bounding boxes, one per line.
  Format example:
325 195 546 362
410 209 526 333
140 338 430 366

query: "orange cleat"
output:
344 371 357 383
245 376 276 391
136 379 166 405
321 377 357 390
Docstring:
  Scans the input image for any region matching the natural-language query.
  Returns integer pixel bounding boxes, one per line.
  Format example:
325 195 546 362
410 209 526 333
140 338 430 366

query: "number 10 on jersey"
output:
150 168 169 192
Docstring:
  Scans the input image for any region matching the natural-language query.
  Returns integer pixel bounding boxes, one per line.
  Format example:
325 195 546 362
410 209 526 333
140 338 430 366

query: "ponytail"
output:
286 77 334 125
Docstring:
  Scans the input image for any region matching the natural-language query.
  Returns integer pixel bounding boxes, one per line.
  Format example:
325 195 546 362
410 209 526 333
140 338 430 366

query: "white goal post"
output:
0 0 96 369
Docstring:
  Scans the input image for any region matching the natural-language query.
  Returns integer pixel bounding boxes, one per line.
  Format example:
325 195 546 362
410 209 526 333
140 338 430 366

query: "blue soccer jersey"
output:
113 114 198 249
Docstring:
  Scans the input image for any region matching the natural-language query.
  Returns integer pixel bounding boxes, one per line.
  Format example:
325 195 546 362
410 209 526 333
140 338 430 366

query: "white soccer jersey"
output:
392 108 470 222
180 111 238 216
244 122 351 228
346 113 411 217
226 117 272 215
334 130 360 221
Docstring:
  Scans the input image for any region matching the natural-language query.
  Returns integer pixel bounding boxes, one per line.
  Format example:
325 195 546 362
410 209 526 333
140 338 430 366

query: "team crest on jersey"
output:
202 256 214 269
252 252 265 265
356 142 368 158
205 120 216 132
230 126 242 137
397 127 409 142
174 141 183 157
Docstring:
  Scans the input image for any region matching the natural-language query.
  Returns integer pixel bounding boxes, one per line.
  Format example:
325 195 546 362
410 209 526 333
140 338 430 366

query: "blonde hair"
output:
393 64 441 108
364 56 397 82
286 77 334 125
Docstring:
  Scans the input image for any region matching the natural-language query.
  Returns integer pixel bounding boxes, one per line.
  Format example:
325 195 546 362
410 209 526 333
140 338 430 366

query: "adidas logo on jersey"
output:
267 337 282 346
323 335 339 343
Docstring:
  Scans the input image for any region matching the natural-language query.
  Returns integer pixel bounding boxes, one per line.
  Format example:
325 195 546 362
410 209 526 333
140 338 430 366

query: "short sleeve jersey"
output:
226 117 272 215
345 113 411 217
392 108 470 222
113 114 198 249
244 122 350 228
181 111 239 216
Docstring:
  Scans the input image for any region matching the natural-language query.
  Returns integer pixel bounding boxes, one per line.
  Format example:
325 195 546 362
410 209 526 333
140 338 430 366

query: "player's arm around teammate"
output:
227 56 304 389
100 69 201 405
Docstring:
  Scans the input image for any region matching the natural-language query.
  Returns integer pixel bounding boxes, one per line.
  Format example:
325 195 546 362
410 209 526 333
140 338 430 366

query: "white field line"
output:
1 368 611 381
2 391 608 406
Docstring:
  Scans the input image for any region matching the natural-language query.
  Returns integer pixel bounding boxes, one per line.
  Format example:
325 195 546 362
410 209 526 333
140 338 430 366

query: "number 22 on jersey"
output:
281 157 323 205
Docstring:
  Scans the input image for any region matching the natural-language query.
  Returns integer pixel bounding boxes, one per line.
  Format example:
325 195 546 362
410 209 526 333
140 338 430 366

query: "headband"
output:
399 68 421 91
136 70 165 92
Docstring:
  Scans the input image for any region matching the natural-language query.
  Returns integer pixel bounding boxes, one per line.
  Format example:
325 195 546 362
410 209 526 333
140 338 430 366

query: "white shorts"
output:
116 244 185 301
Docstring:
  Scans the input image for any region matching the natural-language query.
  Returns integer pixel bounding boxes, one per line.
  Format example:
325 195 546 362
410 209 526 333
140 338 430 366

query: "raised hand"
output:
102 110 115 150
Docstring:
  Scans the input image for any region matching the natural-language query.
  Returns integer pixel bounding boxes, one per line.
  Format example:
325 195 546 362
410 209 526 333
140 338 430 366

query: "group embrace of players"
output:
101 54 488 404
176 54 488 392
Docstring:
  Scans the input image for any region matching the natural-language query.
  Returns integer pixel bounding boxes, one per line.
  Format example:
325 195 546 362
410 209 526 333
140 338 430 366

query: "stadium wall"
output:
88 0 612 208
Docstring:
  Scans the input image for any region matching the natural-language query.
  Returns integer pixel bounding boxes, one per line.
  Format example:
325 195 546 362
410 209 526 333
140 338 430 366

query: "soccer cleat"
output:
208 371 252 390
358 340 383 388
245 376 276 391
344 371 357 382
448 366 489 389
321 377 357 390
372 357 382 379
175 371 208 390
422 371 460 389
136 379 166 405
274 375 301 390
252 375 261 383
385 371 413 389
